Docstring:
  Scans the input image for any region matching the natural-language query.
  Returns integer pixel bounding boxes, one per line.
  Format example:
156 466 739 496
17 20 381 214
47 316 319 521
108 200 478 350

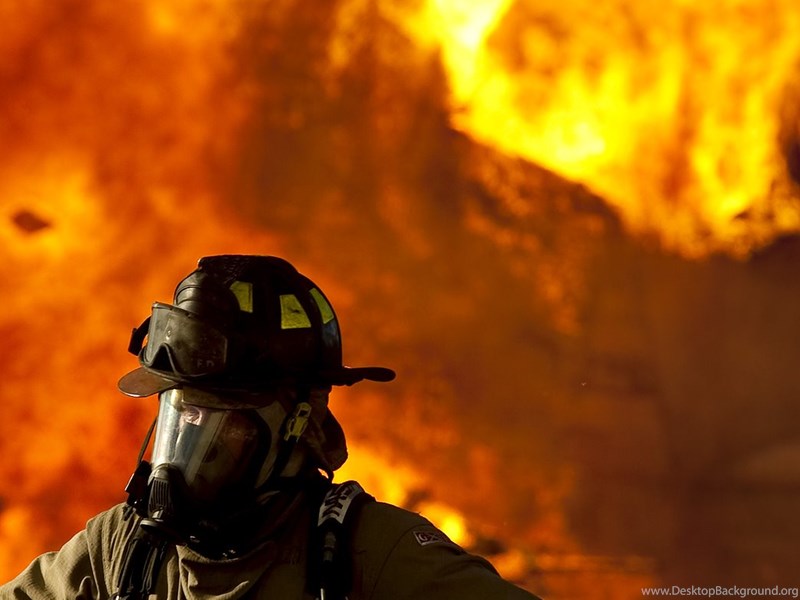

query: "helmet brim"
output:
117 364 396 398
118 368 181 398
320 365 396 386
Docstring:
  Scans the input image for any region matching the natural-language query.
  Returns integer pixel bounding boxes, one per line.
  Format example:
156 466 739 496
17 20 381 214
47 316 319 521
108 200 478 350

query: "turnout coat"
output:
2 485 542 600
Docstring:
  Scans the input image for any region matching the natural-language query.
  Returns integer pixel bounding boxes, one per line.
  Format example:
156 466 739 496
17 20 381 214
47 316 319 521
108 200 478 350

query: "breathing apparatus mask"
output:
129 383 346 557
141 388 277 541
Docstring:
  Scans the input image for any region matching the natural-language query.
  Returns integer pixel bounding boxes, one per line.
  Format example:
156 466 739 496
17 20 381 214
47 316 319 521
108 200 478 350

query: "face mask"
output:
144 389 271 540
152 390 270 503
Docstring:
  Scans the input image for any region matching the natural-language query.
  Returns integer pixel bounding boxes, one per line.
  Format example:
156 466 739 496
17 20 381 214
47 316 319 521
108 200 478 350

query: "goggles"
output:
121 298 396 398
129 302 230 379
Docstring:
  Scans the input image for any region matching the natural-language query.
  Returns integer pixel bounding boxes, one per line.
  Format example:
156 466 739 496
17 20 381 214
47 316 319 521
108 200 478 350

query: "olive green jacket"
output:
2 494 542 599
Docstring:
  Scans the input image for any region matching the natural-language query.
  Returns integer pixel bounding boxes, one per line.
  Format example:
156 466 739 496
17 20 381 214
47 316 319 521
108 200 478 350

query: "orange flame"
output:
12 0 799 596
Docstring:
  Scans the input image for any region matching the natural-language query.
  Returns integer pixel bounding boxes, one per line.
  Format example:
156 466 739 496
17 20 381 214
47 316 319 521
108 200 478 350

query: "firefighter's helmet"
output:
118 255 394 400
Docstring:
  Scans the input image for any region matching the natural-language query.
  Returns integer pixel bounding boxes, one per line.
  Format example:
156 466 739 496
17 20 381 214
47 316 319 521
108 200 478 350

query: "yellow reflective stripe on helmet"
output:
280 294 312 329
230 280 254 313
309 288 335 324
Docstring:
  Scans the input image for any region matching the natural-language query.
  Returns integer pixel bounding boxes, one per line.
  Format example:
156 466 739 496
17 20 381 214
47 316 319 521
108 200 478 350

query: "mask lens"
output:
151 390 268 506
143 303 228 377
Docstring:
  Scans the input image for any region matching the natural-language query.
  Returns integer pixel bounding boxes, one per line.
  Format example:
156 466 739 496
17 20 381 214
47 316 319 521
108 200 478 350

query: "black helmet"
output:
118 255 394 398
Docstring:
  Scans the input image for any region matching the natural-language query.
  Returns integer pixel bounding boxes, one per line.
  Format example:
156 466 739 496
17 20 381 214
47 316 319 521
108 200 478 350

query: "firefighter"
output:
2 255 543 599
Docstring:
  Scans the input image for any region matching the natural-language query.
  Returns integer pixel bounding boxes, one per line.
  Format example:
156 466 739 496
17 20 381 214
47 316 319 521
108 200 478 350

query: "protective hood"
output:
298 387 348 473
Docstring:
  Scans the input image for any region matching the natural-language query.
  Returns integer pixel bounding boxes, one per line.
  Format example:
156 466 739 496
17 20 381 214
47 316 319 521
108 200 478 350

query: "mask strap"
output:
256 387 313 493
123 417 158 518
139 417 157 462
283 400 313 443
112 521 169 600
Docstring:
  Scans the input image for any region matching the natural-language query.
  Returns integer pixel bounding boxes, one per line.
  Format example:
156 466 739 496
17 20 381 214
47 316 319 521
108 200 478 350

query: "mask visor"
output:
151 389 268 506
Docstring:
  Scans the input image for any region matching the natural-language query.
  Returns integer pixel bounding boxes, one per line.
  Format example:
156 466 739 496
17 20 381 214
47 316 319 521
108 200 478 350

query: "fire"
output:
337 441 474 546
394 0 800 257
5 0 796 596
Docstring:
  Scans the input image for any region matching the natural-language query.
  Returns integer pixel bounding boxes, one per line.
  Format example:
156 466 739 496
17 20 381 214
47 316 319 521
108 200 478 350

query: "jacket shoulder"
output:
0 503 136 599
84 503 141 591
351 500 442 553
349 500 542 599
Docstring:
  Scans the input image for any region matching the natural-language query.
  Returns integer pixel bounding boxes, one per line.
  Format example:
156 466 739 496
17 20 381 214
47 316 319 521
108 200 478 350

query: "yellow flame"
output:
336 441 418 507
398 0 800 257
336 442 473 546
391 0 513 104
417 501 475 548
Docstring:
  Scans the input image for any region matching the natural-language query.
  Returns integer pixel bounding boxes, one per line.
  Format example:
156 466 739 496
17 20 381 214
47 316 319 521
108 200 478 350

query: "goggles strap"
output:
128 317 151 356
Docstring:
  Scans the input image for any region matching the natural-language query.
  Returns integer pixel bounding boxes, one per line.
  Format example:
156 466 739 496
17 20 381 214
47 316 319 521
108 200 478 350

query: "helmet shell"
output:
119 255 394 397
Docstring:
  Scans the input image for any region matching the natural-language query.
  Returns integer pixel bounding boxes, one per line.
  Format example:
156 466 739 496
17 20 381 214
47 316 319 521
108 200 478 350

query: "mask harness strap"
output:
122 417 157 519
112 528 169 600
112 419 170 600
256 385 314 494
